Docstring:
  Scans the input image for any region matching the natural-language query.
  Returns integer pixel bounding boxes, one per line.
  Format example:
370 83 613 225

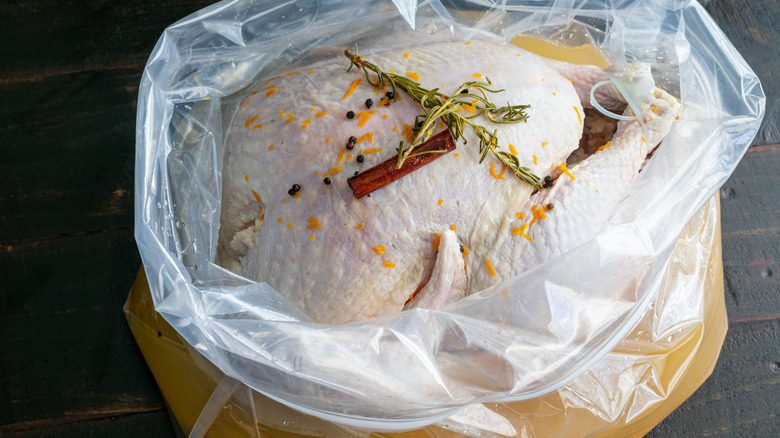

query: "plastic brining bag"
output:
134 0 764 431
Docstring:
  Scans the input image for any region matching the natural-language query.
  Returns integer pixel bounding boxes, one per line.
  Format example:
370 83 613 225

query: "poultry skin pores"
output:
217 41 679 324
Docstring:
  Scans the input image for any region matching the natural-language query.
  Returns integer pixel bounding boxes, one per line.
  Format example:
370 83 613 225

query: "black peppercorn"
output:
354 171 359 176
460 88 469 94
323 177 331 185
346 110 355 119
459 245 465 253
346 141 355 150
288 188 296 196
543 175 553 188
356 154 365 163
385 91 395 99
349 136 357 143
291 183 301 192
365 98 373 109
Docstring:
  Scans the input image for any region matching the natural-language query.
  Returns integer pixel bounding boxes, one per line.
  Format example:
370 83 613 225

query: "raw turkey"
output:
217 40 679 324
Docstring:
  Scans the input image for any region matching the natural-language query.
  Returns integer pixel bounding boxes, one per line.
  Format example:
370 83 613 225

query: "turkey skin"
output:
217 40 678 324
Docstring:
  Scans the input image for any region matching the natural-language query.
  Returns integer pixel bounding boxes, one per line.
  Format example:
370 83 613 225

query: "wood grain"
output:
718 144 780 317
0 69 138 243
0 1 215 435
0 230 152 426
3 409 177 437
703 0 780 146
0 1 213 83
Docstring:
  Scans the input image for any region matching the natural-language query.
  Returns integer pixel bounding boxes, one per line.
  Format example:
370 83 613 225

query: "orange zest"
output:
342 79 362 99
250 190 262 202
356 110 377 127
490 162 506 179
356 132 374 144
529 204 552 226
485 259 496 276
510 223 532 241
244 115 258 128
323 167 343 177
559 162 575 180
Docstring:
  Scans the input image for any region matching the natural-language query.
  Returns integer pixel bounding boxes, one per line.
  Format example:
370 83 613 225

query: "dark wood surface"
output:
1 0 778 436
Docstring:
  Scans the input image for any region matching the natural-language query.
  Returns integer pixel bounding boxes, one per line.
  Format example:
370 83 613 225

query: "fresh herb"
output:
345 48 541 189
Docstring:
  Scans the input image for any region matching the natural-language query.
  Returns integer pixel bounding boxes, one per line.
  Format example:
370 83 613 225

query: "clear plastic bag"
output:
125 194 727 437
134 0 764 431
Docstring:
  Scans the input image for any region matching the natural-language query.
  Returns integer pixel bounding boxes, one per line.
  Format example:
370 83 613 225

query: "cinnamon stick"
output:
347 130 456 199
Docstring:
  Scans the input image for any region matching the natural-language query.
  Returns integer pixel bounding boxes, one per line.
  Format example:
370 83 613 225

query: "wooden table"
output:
1 1 778 436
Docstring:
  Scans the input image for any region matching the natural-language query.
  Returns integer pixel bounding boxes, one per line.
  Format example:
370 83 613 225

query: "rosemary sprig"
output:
345 49 541 189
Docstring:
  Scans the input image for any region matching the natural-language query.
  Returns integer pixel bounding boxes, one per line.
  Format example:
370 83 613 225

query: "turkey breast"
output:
217 40 678 324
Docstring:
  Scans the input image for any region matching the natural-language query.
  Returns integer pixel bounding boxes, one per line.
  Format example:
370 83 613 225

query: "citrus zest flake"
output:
357 132 374 144
510 223 532 241
432 233 441 251
342 79 362 99
485 259 496 276
559 163 575 180
490 162 506 179
250 190 261 202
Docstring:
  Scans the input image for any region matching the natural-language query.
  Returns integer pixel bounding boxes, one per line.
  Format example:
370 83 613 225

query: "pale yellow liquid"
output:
511 35 610 69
